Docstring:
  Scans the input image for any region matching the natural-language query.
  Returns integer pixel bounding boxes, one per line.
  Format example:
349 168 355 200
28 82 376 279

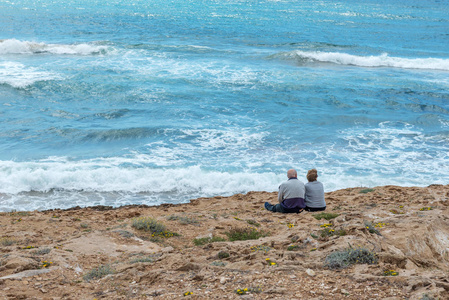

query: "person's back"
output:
304 169 326 212
264 168 305 214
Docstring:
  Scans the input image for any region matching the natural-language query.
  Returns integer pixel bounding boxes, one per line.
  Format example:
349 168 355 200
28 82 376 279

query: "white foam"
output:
288 51 449 71
0 61 61 88
0 157 281 195
0 39 111 55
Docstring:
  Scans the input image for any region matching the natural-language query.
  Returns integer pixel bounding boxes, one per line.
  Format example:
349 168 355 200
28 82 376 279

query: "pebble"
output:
306 269 316 277
341 289 349 295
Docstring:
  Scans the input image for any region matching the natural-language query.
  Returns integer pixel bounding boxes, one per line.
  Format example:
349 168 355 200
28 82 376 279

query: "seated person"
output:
264 168 305 213
304 169 326 212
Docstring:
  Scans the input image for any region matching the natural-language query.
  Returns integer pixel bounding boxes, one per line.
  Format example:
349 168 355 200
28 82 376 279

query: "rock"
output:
306 269 316 277
0 269 52 280
161 246 174 253
176 263 201 272
0 256 39 273
220 277 227 284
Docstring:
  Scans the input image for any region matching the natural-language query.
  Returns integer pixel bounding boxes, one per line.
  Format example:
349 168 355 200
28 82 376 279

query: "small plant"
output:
235 288 248 295
265 257 277 266
310 233 318 239
250 245 271 253
225 227 267 241
310 248 317 251
320 228 335 237
374 222 387 228
41 261 53 268
320 223 333 228
0 237 16 246
419 207 433 211
80 223 89 229
313 212 340 221
364 221 381 236
193 236 226 246
183 291 193 296
287 245 300 251
324 246 378 269
383 269 399 276
33 248 51 256
246 219 260 227
287 223 295 228
83 264 114 282
132 217 166 233
167 215 199 225
9 210 29 217
360 188 375 194
130 257 154 264
390 209 404 215
210 261 226 267
217 251 230 259
22 246 37 249
115 230 134 238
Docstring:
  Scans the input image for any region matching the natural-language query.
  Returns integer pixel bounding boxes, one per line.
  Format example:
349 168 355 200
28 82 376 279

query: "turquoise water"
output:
1 0 448 211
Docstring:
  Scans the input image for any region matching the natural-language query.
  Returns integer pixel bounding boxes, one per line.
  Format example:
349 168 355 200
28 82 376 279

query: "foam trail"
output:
0 61 61 88
0 39 110 55
288 51 449 71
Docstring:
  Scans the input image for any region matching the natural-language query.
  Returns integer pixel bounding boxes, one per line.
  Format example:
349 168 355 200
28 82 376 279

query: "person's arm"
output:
278 184 283 204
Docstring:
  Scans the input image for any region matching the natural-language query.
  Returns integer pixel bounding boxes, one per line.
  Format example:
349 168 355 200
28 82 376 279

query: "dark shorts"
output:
265 202 302 214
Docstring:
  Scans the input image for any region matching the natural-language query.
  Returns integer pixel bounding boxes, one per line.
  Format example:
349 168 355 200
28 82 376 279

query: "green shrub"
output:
324 247 378 269
318 226 346 238
132 217 166 234
287 245 300 251
313 212 340 221
130 257 154 264
210 261 227 267
193 236 226 246
364 221 381 236
83 264 114 282
250 245 271 253
359 188 375 194
0 237 16 246
217 251 230 259
225 227 267 241
166 215 199 225
32 248 51 256
115 230 134 238
246 219 260 227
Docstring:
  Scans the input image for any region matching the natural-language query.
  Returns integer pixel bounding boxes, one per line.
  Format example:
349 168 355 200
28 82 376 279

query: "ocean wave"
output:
280 51 449 71
0 158 282 210
0 39 111 55
0 61 61 88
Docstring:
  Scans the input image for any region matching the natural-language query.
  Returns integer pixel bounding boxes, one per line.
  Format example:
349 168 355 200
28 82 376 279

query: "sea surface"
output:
1 0 448 211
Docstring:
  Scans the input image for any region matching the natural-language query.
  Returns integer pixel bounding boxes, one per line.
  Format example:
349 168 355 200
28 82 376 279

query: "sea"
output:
1 0 448 211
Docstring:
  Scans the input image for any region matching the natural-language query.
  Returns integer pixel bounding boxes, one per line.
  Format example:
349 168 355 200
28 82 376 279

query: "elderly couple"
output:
264 168 325 214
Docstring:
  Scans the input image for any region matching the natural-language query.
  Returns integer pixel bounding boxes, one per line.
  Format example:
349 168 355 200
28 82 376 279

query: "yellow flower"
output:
265 258 270 261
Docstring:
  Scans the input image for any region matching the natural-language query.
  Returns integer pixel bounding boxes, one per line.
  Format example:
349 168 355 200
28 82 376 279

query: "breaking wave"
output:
0 39 111 55
281 51 449 71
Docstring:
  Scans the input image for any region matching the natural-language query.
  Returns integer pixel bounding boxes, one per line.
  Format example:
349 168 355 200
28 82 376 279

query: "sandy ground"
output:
1 184 449 299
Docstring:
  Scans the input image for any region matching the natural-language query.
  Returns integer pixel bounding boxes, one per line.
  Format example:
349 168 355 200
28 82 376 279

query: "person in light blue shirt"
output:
304 169 326 212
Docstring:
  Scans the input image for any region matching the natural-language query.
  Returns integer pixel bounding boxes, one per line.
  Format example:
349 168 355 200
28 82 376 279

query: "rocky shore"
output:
1 185 449 299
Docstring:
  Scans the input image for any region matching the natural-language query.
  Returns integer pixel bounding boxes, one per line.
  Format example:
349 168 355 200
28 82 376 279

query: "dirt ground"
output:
1 185 449 299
